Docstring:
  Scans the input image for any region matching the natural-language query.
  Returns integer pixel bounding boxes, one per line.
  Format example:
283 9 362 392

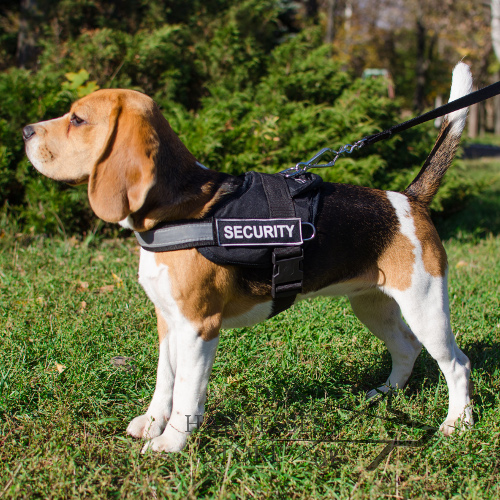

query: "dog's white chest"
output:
137 248 183 325
138 248 165 301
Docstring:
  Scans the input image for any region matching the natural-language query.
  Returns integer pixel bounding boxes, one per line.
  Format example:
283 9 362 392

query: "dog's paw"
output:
127 414 165 440
141 425 188 453
439 410 473 436
439 419 456 436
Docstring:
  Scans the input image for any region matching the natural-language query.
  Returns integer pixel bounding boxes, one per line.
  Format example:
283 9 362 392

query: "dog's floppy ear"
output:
88 100 157 222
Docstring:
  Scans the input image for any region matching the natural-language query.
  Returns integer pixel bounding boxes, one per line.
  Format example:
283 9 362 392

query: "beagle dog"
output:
23 62 473 453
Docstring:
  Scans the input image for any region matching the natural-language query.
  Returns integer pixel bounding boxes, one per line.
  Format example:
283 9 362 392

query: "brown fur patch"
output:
154 250 225 341
153 250 267 341
155 306 168 343
377 231 415 290
411 203 448 277
222 293 269 319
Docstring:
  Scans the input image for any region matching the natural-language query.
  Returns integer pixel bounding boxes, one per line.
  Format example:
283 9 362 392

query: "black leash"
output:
281 79 500 177
361 80 500 147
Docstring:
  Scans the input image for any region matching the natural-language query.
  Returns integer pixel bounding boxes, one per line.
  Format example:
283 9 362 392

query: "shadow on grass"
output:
208 350 395 421
209 338 500 428
280 339 500 403
465 340 500 370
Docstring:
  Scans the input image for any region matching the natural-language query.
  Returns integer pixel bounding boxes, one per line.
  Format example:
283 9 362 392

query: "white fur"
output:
380 191 472 434
221 301 273 329
129 249 219 452
24 134 42 171
24 115 68 175
447 62 473 135
127 331 174 440
118 216 135 230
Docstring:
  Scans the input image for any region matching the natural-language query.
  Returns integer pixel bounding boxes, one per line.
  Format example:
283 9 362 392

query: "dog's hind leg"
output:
349 290 422 397
388 273 472 435
380 191 473 435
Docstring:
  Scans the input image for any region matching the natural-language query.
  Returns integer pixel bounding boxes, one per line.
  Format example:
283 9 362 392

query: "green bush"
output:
0 4 480 235
170 40 438 189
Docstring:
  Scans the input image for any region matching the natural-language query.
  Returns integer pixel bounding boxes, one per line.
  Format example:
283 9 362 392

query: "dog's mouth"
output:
63 176 89 186
27 160 89 186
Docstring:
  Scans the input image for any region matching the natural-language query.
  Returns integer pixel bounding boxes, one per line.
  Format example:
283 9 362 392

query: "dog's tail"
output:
404 62 473 206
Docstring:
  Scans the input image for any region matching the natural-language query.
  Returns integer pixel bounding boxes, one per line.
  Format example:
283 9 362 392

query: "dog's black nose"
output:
23 125 36 141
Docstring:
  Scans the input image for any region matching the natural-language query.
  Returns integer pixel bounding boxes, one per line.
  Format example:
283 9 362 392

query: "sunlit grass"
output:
0 160 499 498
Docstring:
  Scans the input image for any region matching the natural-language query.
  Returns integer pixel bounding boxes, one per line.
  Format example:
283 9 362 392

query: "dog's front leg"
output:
127 308 175 439
141 321 220 453
133 248 223 452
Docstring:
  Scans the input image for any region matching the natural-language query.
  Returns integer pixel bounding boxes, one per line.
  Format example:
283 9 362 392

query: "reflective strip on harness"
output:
135 222 216 251
135 218 305 252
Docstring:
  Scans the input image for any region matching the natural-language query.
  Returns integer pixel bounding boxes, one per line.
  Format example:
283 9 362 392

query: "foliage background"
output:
0 0 493 234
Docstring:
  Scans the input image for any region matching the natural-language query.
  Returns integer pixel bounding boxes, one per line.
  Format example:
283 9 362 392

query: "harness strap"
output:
134 221 216 251
260 173 303 318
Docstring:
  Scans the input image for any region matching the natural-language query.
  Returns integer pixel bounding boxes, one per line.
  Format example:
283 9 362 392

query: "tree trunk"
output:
324 0 336 44
491 3 500 133
494 79 500 135
413 17 426 112
492 0 500 61
16 0 38 68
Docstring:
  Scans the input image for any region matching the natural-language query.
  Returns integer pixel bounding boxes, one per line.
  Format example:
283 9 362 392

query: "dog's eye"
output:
70 114 85 126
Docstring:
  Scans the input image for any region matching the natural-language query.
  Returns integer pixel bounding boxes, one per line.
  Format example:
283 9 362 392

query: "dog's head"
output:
23 89 200 227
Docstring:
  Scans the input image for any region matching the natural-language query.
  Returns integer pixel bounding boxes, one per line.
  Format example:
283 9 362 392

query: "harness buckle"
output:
272 249 304 298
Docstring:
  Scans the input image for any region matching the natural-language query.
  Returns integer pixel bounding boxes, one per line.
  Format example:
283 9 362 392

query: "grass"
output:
0 159 499 499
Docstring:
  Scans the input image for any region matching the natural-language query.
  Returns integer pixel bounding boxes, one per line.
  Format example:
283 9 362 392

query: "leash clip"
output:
281 140 366 178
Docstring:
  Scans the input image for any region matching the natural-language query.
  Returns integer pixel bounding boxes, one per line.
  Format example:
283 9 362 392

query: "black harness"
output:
134 171 323 318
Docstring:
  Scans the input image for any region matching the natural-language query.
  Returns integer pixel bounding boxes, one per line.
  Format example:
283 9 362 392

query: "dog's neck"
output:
126 129 240 231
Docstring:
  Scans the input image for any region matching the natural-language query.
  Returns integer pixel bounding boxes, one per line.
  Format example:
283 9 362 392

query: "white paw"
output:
127 414 165 439
439 409 473 436
141 424 188 453
439 419 456 436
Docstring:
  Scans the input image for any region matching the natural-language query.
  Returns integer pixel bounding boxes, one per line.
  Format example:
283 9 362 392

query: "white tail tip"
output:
447 62 473 135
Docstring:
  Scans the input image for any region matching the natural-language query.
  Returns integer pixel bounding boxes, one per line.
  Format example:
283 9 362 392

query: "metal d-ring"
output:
301 222 316 241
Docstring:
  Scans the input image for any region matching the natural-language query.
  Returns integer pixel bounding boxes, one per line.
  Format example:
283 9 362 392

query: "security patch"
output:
216 218 303 246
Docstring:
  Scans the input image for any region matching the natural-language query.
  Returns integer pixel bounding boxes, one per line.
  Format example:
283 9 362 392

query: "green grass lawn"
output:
1 159 499 499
